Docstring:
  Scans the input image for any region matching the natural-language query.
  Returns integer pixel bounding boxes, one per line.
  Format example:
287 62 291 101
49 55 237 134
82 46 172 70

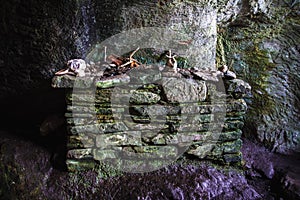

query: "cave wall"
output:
0 0 99 130
217 0 300 153
0 0 97 99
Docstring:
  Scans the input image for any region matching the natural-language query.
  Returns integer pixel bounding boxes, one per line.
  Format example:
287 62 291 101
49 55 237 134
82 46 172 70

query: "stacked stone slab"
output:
52 65 250 173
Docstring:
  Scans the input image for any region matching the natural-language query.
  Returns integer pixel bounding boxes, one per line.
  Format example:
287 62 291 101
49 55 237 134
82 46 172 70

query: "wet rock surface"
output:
242 139 300 199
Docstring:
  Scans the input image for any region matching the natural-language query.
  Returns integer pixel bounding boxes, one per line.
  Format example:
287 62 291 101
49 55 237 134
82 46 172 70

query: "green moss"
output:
96 162 123 179
216 26 237 69
176 56 192 68
67 159 123 179
243 45 276 115
216 28 227 67
217 20 278 116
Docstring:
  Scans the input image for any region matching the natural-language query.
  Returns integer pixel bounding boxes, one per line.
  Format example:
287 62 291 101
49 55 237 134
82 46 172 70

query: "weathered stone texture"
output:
162 77 207 103
0 0 97 98
217 0 243 25
52 64 249 171
118 1 217 69
217 0 300 153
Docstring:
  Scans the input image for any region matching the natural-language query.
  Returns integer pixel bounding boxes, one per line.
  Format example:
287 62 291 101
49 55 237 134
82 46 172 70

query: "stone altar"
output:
52 64 250 174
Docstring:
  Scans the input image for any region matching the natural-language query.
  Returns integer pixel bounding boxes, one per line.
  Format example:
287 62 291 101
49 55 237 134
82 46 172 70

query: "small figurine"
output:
218 64 228 73
218 64 236 80
166 50 177 73
55 59 86 77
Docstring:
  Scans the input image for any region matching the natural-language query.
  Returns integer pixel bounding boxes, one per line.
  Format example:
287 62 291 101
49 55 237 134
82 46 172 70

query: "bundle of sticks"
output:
107 47 141 68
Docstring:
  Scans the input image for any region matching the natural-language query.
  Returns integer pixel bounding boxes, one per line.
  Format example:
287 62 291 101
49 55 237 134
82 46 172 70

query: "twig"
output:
129 47 140 60
176 39 193 46
55 68 76 76
104 46 107 62
120 47 141 68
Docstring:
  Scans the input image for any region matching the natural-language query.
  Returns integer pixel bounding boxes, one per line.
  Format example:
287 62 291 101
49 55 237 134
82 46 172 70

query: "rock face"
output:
0 0 97 98
242 139 300 199
161 77 207 103
217 0 300 154
118 1 217 69
217 0 243 25
52 64 249 173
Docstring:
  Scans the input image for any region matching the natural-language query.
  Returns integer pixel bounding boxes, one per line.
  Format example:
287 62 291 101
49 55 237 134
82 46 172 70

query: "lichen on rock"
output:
216 0 300 153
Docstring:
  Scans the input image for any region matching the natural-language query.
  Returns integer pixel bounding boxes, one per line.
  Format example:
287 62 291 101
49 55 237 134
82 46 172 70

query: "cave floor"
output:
0 130 299 199
242 139 300 199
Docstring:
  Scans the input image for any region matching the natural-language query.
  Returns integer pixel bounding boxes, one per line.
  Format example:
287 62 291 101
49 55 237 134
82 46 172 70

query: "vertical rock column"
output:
117 0 217 69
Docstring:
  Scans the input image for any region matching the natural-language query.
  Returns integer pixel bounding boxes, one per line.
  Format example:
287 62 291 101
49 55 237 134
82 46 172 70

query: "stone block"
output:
129 91 161 104
66 159 97 172
129 104 176 116
187 143 215 159
95 131 142 148
219 139 243 154
93 149 121 160
162 77 207 103
95 74 130 88
68 134 95 148
217 130 243 142
52 75 94 89
69 122 128 134
67 149 93 159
